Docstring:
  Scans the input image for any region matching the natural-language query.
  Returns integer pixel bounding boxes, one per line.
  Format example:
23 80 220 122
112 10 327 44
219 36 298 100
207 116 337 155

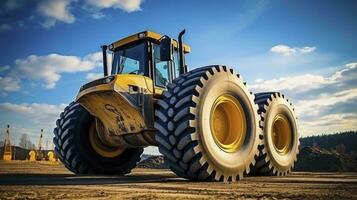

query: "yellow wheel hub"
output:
89 122 124 158
210 94 247 153
272 114 292 155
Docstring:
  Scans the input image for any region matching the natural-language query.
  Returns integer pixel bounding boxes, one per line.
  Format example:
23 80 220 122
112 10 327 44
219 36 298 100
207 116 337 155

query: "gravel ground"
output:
0 161 356 200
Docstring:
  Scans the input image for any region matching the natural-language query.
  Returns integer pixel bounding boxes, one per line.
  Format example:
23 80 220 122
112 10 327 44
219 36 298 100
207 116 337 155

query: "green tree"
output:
18 133 35 149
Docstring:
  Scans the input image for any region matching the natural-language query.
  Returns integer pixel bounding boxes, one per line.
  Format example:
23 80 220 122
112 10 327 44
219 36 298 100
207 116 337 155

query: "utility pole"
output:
36 129 44 160
2 125 12 160
38 129 43 151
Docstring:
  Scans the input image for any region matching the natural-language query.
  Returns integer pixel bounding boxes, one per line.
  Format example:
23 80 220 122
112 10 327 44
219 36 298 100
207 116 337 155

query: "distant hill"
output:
137 131 357 172
137 155 168 169
300 131 357 154
295 146 357 172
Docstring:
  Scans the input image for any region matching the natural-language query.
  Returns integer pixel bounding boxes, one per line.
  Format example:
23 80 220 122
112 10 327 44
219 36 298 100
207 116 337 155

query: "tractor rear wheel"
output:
53 102 143 174
155 65 261 182
251 92 299 176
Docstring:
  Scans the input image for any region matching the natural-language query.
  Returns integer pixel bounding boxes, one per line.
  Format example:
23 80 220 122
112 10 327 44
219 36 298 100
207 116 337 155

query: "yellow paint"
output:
76 74 155 100
210 94 247 153
88 121 125 158
154 87 164 96
47 151 57 162
2 152 12 161
2 142 12 160
272 114 292 155
28 150 36 161
77 74 155 140
111 31 191 53
114 74 154 94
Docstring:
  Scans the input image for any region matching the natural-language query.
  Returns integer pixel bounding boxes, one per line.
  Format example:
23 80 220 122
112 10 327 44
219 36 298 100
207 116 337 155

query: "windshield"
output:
111 42 146 75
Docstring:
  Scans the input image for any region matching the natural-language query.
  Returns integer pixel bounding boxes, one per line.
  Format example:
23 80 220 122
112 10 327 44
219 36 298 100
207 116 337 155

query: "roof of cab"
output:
110 31 191 53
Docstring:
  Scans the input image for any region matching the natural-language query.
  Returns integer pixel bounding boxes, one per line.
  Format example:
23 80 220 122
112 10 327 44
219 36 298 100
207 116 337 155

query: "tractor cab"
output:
106 31 190 91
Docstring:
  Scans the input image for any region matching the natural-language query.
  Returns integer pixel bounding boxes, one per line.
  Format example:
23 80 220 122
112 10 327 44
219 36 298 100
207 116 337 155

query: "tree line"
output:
1 131 357 152
0 133 36 150
300 131 357 154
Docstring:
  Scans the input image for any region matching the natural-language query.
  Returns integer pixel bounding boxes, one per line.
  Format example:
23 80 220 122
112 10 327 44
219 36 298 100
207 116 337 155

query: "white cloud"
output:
9 52 102 89
85 0 143 12
0 24 12 32
86 72 103 81
0 102 66 132
0 103 67 144
0 77 21 96
2 0 144 29
331 62 357 82
251 62 357 136
345 62 357 68
299 46 316 54
251 62 356 92
0 52 102 91
90 11 105 19
0 102 66 117
37 0 76 28
270 45 296 56
270 45 316 56
251 74 329 92
296 88 357 117
301 113 357 136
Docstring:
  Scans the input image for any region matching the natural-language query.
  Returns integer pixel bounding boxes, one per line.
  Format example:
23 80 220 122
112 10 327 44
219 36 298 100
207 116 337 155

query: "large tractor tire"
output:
251 92 299 176
53 102 143 175
155 65 261 182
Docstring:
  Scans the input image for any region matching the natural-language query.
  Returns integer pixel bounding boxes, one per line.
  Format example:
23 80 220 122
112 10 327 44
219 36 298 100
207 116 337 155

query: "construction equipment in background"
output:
47 151 57 162
25 130 57 162
28 150 36 161
2 125 12 160
46 141 57 162
35 129 45 161
54 30 300 182
27 129 45 161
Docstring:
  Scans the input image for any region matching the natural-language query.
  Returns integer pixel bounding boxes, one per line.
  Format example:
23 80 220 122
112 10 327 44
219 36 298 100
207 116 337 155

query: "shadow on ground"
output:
0 173 186 186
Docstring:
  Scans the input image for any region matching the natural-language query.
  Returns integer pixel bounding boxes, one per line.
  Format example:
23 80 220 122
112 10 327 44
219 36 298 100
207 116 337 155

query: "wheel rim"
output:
210 94 247 153
88 122 124 158
272 114 292 155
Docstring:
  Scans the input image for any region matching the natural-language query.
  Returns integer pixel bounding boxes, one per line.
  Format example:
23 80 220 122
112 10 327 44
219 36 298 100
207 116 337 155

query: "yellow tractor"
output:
54 30 299 181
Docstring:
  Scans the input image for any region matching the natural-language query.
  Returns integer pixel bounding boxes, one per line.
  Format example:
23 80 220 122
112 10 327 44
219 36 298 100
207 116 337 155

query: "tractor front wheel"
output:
53 102 143 174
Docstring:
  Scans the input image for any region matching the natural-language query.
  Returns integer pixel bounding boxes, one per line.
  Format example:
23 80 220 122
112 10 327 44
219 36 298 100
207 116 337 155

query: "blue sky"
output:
0 0 356 154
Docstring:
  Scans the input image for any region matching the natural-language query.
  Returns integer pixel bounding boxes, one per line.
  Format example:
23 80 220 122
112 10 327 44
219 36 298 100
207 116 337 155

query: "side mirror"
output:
160 36 173 61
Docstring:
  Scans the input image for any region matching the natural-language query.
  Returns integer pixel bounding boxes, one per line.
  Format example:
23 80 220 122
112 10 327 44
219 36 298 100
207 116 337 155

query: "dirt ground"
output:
0 161 356 200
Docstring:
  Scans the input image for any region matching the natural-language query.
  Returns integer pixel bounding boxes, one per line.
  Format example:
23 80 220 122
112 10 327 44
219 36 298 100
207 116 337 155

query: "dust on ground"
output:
0 161 356 200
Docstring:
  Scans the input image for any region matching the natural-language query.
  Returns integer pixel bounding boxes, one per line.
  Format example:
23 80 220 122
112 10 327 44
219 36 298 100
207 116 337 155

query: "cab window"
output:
173 49 180 78
153 44 170 87
112 42 146 75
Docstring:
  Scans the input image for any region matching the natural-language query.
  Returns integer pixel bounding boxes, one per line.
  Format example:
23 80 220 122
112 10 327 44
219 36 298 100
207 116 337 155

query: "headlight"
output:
108 44 114 51
104 76 114 83
138 32 146 39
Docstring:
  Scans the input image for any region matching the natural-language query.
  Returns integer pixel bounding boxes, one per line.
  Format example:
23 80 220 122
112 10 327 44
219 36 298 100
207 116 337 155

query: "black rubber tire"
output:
251 92 300 176
155 65 260 182
53 102 143 175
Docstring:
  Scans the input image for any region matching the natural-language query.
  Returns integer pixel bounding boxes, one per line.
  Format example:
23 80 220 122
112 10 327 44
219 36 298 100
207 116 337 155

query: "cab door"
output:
152 43 172 95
